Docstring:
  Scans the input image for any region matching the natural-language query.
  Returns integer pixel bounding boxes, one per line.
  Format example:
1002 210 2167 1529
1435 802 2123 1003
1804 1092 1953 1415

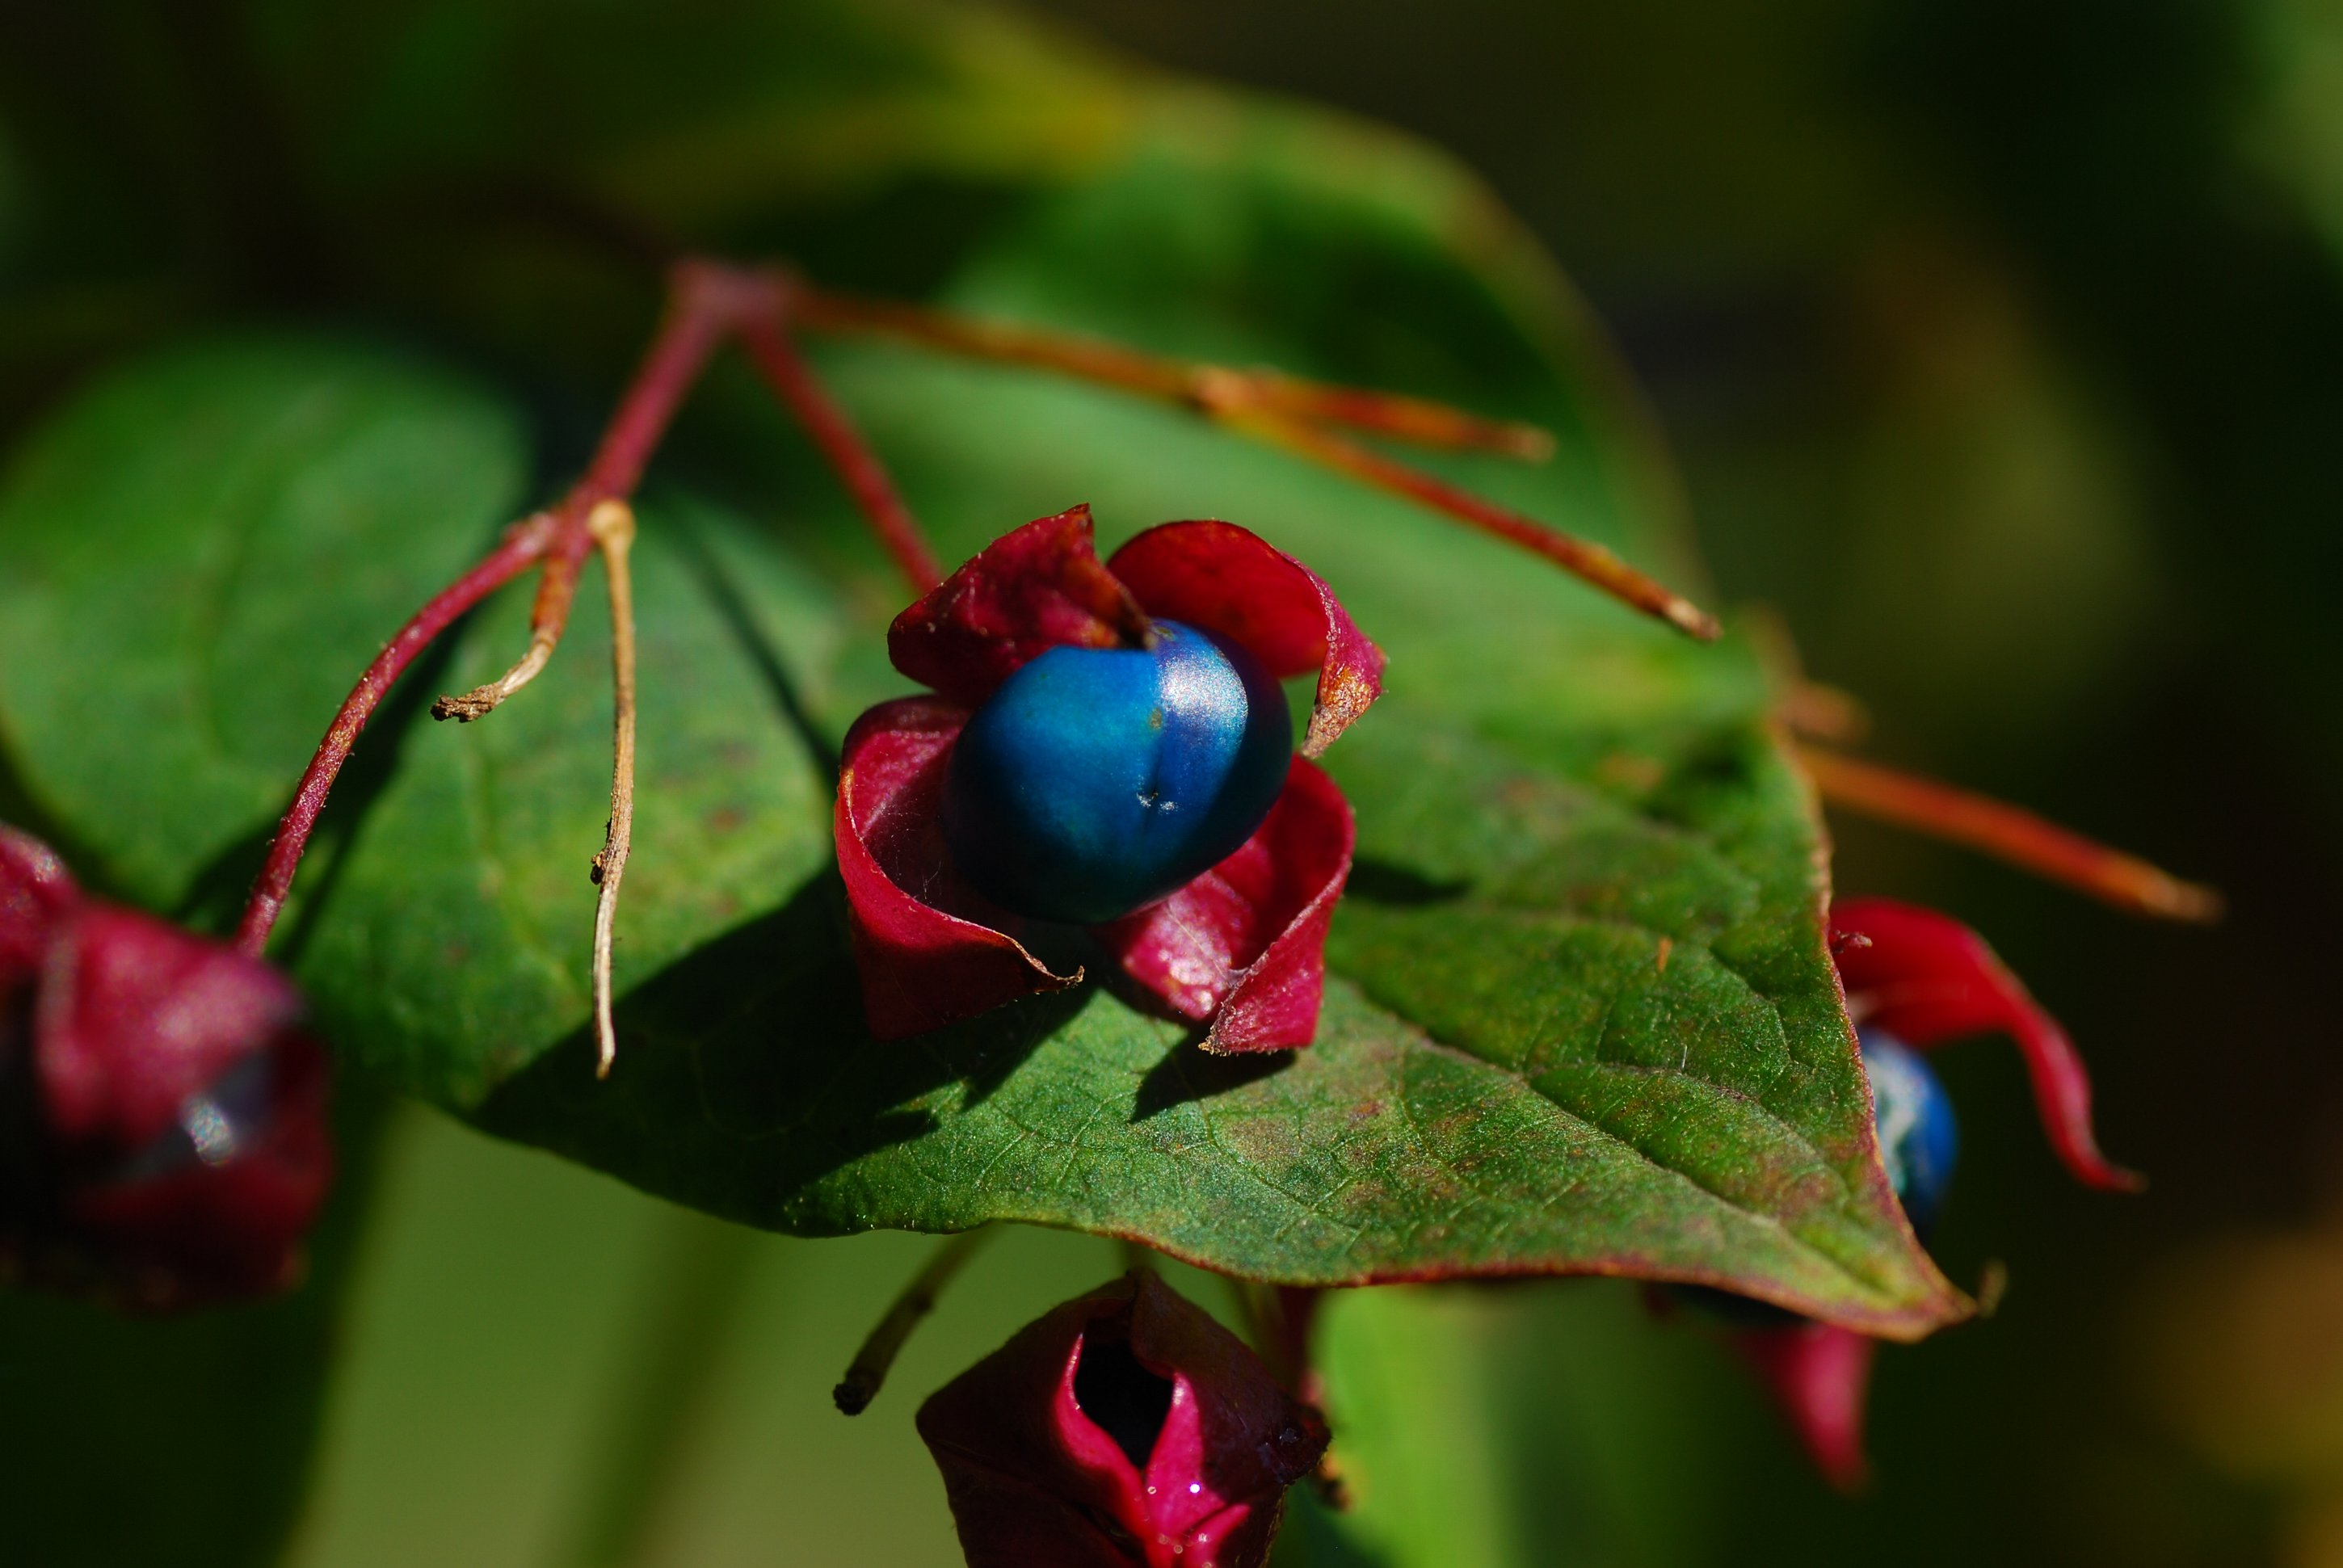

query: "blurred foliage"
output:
0 1088 389 1568
2139 1206 2343 1566
4 0 2342 1565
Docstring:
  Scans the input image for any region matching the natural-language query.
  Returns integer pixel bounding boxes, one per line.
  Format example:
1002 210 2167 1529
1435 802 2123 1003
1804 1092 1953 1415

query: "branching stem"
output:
234 261 953 1073
794 284 1724 639
232 514 558 956
1798 743 2223 923
239 254 1728 1074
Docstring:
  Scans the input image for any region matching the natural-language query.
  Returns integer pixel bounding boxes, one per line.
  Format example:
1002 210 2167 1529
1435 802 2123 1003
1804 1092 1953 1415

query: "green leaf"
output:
0 9 1964 1335
0 337 529 906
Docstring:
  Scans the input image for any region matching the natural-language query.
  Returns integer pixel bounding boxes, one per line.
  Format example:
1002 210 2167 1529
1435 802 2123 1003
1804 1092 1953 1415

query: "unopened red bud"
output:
918 1270 1328 1568
1730 1321 1878 1494
0 824 331 1308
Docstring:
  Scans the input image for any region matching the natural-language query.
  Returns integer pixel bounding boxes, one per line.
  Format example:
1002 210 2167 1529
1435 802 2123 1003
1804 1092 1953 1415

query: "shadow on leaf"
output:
475 872 1093 1228
664 502 840 777
172 620 464 948
1130 1039 1293 1124
1344 857 1470 906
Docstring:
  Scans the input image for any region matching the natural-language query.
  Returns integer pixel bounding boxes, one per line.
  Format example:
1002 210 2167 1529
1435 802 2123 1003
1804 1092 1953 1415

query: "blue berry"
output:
1859 1028 1959 1242
941 620 1293 925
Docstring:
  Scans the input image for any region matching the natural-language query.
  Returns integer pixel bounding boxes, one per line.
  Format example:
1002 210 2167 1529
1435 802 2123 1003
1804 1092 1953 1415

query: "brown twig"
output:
833 1227 997 1415
587 500 639 1078
1798 744 2223 923
431 537 584 721
439 262 759 728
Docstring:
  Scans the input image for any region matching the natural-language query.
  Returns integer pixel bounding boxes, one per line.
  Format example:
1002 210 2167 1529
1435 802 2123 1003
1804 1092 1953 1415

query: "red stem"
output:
577 263 743 505
233 518 557 954
738 313 944 594
235 263 749 956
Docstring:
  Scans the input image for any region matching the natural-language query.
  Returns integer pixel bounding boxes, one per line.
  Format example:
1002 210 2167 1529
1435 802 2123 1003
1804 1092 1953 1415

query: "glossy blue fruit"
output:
1858 1028 1960 1242
941 620 1293 925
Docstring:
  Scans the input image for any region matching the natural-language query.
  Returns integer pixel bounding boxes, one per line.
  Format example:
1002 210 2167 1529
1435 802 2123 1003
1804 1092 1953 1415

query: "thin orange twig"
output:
431 536 586 721
1218 403 1721 641
1799 744 2222 923
794 287 1555 459
793 284 1721 639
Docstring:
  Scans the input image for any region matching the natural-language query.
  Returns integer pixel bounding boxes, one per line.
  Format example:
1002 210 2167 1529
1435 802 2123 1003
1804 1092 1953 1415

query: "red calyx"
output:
837 507 1383 1050
835 696 1083 1040
1105 519 1383 757
1699 894 2135 1490
1831 895 2140 1192
890 506 1158 705
918 1270 1329 1568
1095 759 1354 1052
1729 1320 1878 1494
0 823 332 1308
